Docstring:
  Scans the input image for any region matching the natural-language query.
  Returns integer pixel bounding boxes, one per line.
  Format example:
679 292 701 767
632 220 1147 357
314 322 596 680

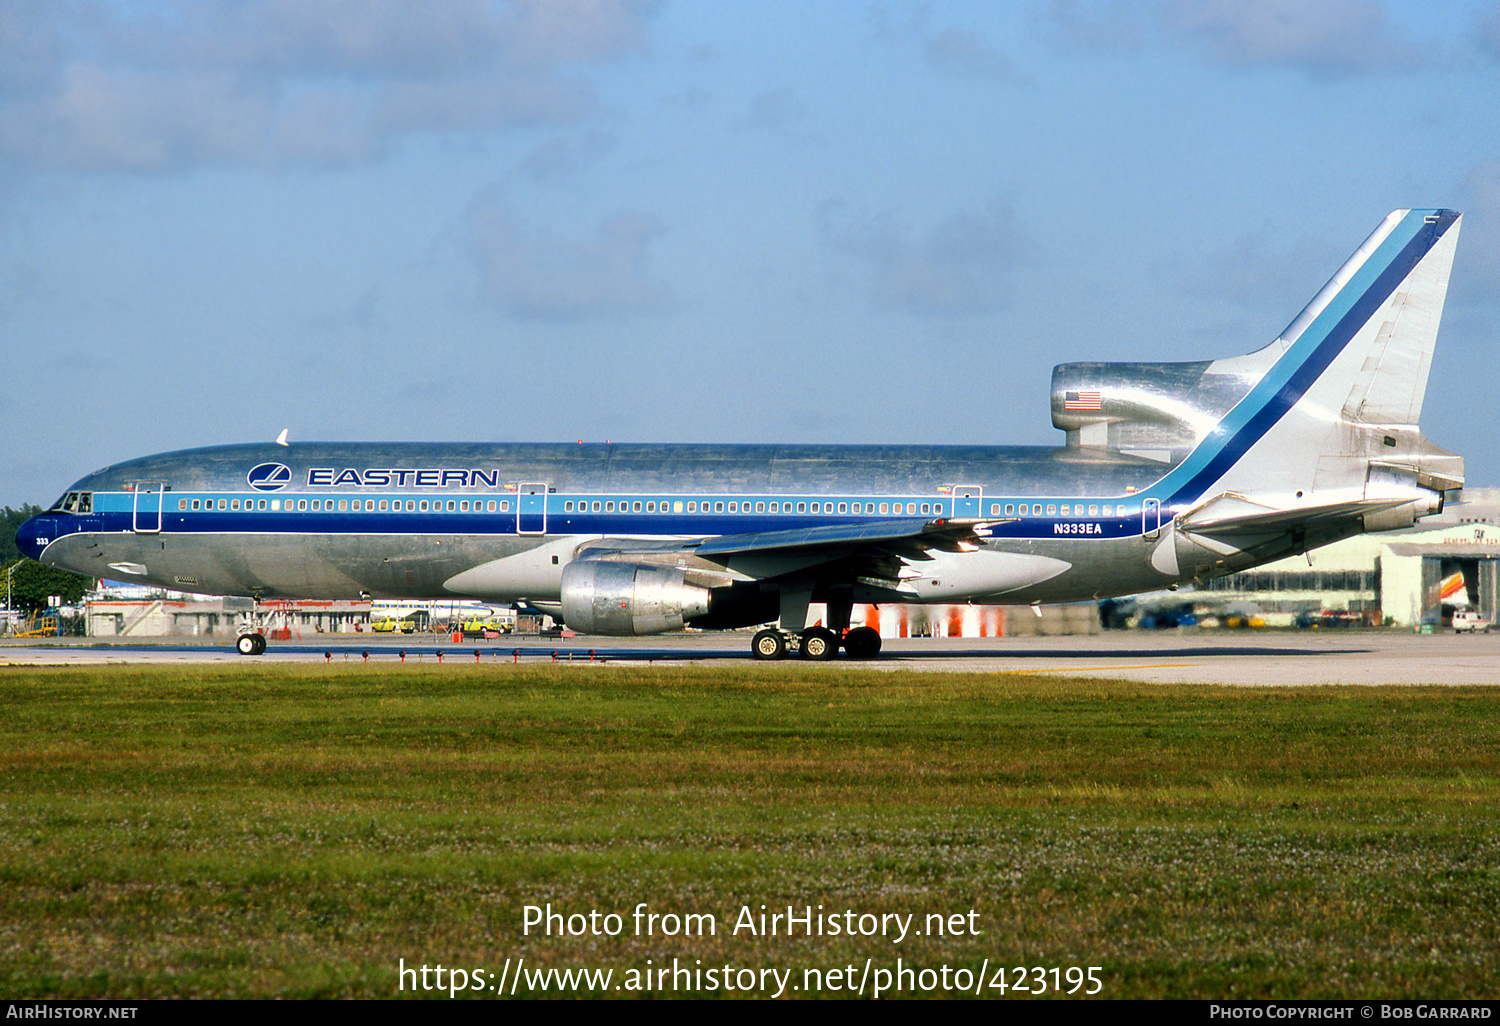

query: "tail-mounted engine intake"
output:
1051 354 1273 463
560 560 711 636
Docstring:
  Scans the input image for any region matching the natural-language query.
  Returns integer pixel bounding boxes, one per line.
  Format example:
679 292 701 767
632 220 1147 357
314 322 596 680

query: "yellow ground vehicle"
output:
456 617 512 638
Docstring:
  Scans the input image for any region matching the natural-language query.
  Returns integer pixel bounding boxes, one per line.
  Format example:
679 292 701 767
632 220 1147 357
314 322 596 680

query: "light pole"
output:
4 562 20 636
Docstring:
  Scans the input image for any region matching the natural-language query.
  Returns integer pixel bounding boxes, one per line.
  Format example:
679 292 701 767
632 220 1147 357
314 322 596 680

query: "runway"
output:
2 629 1496 685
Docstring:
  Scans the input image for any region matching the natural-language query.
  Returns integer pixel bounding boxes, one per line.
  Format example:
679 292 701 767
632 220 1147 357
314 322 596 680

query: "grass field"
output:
2 662 1498 999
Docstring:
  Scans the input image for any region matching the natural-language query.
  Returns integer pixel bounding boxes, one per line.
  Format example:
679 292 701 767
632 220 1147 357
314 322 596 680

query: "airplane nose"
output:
14 515 53 562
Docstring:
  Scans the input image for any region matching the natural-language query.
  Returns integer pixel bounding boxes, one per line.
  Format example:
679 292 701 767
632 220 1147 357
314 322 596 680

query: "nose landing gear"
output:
236 632 267 656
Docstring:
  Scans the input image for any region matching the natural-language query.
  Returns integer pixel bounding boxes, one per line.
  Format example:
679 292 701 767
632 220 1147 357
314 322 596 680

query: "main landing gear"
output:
750 625 882 661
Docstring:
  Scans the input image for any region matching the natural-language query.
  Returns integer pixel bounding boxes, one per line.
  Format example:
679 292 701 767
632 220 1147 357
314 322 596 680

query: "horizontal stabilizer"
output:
1178 491 1409 537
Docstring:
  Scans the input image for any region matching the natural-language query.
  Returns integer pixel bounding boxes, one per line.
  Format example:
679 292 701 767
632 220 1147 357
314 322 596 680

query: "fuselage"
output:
19 440 1181 606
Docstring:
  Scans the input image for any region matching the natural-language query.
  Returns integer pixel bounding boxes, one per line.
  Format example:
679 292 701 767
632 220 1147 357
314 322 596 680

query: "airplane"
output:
16 208 1464 660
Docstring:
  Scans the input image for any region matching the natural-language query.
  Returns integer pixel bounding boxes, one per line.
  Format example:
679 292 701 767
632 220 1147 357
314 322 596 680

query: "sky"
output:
3 0 1499 507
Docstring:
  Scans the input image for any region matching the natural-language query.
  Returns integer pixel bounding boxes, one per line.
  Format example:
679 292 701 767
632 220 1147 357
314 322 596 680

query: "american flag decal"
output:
1064 390 1102 411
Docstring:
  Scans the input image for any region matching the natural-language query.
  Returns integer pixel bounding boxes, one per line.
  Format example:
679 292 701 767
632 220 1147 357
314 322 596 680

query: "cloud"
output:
1479 3 1500 61
0 63 271 172
923 27 1017 81
1037 0 1149 53
731 90 808 135
868 7 1018 84
1158 0 1421 75
1039 0 1424 75
1177 221 1338 312
0 0 661 174
823 199 1032 316
463 192 670 319
1454 162 1500 304
514 129 617 183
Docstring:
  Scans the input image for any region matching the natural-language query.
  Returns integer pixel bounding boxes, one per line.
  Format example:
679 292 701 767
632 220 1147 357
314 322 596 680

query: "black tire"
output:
799 627 838 660
752 628 787 660
236 634 257 656
251 633 267 655
843 626 882 659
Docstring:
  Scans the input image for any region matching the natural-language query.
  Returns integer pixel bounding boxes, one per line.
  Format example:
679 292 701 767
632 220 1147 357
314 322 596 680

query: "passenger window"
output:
405 501 415 512
379 500 388 511
419 500 428 512
769 502 778 513
674 501 684 513
1047 504 1056 516
687 501 696 512
1102 505 1113 516
488 501 498 512
339 500 348 511
191 499 200 511
1089 505 1098 516
447 500 455 512
647 501 655 512
1005 504 1015 516
756 502 765 513
920 503 930 515
259 500 268 511
715 502 724 513
798 502 807 513
605 501 614 512
179 499 188 511
271 500 281 511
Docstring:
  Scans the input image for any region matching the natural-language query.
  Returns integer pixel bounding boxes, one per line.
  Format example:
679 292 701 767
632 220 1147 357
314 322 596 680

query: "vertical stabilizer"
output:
1161 209 1462 505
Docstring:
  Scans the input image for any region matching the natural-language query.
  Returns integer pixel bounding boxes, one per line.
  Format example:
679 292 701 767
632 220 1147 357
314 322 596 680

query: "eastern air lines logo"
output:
247 463 293 491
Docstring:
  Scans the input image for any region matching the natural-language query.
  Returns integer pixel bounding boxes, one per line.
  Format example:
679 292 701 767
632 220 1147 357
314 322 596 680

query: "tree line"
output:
3 504 93 615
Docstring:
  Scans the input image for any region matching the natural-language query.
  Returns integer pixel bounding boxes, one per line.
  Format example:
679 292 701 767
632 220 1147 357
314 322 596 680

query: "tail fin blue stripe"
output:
1157 209 1458 507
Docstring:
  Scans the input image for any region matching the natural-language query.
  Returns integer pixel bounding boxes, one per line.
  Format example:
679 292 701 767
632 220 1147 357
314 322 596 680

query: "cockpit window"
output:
50 492 92 513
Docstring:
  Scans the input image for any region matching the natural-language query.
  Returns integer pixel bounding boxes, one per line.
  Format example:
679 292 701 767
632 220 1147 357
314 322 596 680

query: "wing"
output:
577 517 998 586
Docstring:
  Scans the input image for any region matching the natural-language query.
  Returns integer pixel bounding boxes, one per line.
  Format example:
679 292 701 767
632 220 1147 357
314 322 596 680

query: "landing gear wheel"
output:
799 626 838 661
752 628 787 660
236 633 266 656
843 626 882 660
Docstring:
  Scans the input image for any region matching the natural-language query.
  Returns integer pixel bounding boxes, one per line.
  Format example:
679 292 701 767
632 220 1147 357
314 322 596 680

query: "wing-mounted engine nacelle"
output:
560 560 711 636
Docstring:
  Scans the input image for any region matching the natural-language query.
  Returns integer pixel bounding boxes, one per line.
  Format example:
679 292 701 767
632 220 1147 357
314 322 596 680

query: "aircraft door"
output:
952 485 983 518
131 481 165 534
517 483 548 535
1141 497 1161 541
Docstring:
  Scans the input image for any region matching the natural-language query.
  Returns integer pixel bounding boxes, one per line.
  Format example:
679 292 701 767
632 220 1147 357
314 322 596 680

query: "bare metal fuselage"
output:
29 441 1179 608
